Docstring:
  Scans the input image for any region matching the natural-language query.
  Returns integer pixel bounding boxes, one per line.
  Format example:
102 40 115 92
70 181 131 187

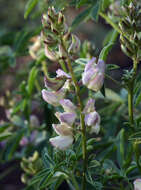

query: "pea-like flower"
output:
55 112 76 126
82 57 105 92
49 135 73 150
49 123 73 150
42 69 71 106
60 99 76 113
42 89 65 107
134 179 141 190
84 98 101 134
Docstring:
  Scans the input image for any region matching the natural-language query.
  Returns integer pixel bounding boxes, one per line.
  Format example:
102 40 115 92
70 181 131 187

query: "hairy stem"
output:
60 38 87 189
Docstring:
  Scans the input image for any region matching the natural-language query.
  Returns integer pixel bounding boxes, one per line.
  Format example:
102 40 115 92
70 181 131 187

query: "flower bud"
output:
58 12 64 25
82 58 105 92
44 75 65 91
68 34 80 54
49 135 73 150
52 123 73 136
60 99 76 113
42 89 65 106
85 111 100 134
55 112 76 126
29 36 41 60
134 179 141 190
44 44 58 61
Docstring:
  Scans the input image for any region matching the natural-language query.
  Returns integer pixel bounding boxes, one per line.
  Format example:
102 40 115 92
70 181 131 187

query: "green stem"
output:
60 38 87 189
127 58 138 126
70 173 80 190
66 57 87 190
128 87 134 125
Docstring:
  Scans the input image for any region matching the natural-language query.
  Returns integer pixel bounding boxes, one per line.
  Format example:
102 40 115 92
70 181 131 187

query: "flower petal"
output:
55 112 76 126
56 69 71 79
60 99 76 113
134 179 141 190
49 135 73 150
42 89 65 106
52 123 72 136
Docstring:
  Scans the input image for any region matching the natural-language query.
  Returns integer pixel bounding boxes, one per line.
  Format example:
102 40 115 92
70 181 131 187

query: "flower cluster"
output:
41 63 102 150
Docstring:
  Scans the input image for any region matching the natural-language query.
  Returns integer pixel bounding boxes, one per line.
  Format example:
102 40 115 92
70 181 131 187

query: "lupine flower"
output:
55 112 76 126
134 179 141 190
60 99 76 113
52 123 73 136
42 89 65 106
84 98 101 134
49 135 73 150
82 57 105 92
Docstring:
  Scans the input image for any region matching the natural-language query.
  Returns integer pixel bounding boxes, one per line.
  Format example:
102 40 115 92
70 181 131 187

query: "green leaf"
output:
71 7 92 30
135 92 141 107
0 132 12 142
24 0 39 19
0 123 11 133
99 43 114 61
27 66 38 96
4 129 25 160
106 64 120 71
14 31 33 55
91 1 100 21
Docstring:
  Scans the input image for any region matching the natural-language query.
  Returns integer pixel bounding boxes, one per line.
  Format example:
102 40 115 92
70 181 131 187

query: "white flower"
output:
134 179 141 190
49 135 73 150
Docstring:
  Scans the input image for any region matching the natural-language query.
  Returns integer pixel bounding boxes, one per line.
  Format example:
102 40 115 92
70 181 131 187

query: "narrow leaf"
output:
24 0 39 19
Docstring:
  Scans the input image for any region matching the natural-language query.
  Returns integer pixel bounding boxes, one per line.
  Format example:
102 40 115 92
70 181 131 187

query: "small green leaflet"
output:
24 0 39 19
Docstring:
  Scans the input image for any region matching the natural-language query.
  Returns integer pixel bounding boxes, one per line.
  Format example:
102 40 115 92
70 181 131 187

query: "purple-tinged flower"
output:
20 137 29 146
56 69 71 79
44 75 65 91
42 89 65 106
44 69 71 91
60 99 76 113
85 111 100 134
83 98 95 113
134 179 141 190
49 135 73 150
52 123 72 136
55 112 76 126
82 58 105 92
